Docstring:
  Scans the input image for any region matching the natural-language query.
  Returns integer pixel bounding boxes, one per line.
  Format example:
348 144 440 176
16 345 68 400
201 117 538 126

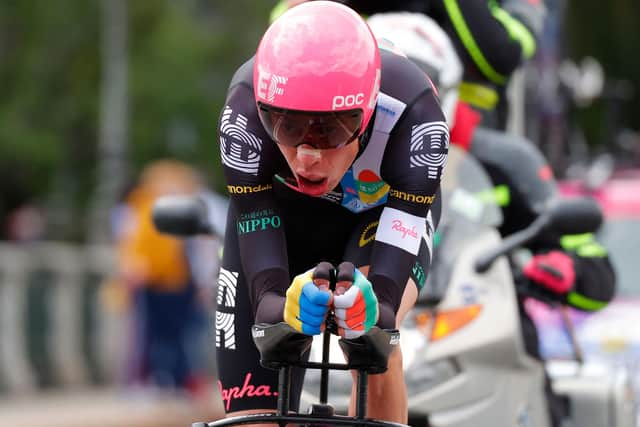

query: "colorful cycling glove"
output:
333 262 379 339
284 262 333 336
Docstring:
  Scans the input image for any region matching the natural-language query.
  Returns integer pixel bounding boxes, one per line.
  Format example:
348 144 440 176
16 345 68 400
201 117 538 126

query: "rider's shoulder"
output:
228 55 256 90
379 47 435 104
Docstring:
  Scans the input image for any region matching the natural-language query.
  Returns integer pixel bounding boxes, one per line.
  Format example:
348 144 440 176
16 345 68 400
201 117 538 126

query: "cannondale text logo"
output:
220 106 263 175
257 69 288 102
216 267 239 350
409 121 449 179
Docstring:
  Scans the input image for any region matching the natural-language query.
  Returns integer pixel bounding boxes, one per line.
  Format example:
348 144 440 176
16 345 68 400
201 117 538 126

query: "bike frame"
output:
194 294 407 427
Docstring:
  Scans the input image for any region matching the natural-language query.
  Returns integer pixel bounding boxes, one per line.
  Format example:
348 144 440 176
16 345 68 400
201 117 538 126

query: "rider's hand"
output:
284 262 334 336
523 250 575 294
333 262 379 339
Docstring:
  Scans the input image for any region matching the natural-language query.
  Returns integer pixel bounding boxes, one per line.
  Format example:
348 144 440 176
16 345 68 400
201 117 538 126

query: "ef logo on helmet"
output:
332 93 365 110
257 68 288 103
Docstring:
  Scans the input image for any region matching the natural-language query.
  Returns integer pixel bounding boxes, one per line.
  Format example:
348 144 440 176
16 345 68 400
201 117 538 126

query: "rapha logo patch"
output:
218 373 278 411
375 207 425 255
220 106 263 175
391 219 418 239
409 121 449 179
257 69 288 102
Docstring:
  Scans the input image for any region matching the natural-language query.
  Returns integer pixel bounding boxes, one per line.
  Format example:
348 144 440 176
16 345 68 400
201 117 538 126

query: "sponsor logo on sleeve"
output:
358 220 379 247
216 267 239 350
375 93 407 132
389 189 435 205
236 209 282 235
412 261 426 289
220 106 263 175
409 121 449 179
227 184 272 195
374 207 425 255
391 219 418 239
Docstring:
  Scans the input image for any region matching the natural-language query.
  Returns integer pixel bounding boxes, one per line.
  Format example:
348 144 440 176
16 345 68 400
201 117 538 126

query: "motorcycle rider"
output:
366 11 617 426
270 0 546 130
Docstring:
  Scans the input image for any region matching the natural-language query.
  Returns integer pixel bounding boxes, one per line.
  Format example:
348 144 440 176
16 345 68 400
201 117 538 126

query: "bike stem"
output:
356 369 368 419
276 366 291 416
317 265 371 418
320 330 331 404
319 266 338 405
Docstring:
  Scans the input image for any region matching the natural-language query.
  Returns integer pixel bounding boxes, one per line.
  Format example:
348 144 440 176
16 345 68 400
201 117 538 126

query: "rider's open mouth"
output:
297 175 329 195
299 175 325 185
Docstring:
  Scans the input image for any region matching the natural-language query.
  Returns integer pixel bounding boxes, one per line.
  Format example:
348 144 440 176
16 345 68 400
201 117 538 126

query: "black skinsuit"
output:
216 48 448 413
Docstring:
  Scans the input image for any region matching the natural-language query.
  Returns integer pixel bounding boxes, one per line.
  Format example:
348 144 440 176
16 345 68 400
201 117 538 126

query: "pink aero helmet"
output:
254 1 381 149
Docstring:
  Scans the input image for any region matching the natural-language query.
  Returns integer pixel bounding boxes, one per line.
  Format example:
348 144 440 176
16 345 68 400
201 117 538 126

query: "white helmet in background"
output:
367 12 462 127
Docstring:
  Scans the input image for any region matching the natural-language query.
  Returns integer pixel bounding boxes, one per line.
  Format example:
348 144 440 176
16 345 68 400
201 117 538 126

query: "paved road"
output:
0 388 224 427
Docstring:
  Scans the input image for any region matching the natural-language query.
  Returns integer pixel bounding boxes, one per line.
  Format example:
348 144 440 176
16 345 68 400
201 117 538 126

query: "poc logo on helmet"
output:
332 93 365 110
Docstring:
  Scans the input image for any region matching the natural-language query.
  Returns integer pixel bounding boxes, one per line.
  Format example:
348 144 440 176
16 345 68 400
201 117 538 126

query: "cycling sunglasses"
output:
258 103 363 150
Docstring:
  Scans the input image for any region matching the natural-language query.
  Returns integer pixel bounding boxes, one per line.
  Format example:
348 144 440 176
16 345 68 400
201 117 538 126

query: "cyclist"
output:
271 0 545 130
367 12 616 426
215 1 448 424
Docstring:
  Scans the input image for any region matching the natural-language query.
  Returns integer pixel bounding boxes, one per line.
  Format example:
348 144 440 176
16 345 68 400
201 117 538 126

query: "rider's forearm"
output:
220 62 292 319
232 193 290 316
254 284 288 324
367 200 436 329
368 86 445 329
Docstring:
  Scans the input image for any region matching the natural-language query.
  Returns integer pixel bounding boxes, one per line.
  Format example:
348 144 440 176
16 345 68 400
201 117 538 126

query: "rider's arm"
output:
371 67 449 329
219 58 290 323
430 0 545 85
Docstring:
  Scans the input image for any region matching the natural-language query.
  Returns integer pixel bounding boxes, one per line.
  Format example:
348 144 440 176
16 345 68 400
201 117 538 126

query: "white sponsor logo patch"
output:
374 92 406 133
389 334 400 346
217 267 238 308
409 121 449 179
257 68 287 102
216 267 239 349
375 207 425 255
216 312 236 350
220 106 263 175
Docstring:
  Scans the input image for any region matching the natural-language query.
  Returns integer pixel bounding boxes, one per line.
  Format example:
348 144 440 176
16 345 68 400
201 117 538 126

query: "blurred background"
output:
0 0 638 426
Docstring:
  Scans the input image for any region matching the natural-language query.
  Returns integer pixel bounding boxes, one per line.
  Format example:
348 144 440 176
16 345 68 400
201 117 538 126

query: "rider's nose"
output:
296 144 322 166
